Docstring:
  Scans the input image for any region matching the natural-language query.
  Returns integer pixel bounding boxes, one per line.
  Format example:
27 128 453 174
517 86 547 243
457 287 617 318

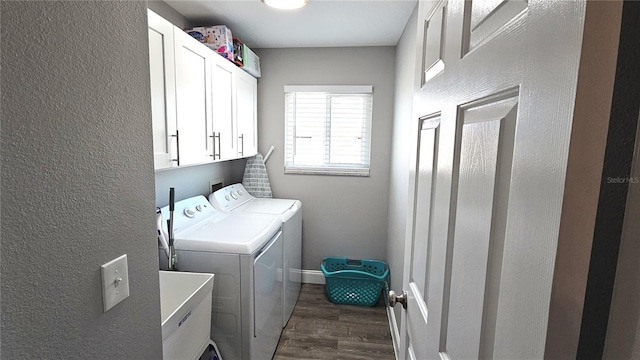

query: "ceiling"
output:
165 0 417 48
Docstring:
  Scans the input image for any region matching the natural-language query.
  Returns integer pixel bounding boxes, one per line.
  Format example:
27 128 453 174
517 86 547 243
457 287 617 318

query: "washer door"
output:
252 231 283 360
240 199 300 221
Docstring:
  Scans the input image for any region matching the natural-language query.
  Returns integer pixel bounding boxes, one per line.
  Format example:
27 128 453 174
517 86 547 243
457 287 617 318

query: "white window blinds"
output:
284 85 373 176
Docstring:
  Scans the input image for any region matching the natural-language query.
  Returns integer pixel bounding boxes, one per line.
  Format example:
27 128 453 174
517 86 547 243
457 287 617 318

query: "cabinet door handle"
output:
216 132 221 159
238 134 244 157
171 131 180 166
209 134 216 158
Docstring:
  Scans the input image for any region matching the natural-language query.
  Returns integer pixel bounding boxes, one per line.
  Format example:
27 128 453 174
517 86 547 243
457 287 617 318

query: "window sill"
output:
284 167 370 177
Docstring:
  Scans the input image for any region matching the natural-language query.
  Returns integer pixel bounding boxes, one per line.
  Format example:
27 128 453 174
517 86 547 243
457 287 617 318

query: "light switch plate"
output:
101 254 130 312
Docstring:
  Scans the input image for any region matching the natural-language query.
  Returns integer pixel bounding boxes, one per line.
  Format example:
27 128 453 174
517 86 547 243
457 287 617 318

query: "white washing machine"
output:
159 196 283 360
209 183 302 327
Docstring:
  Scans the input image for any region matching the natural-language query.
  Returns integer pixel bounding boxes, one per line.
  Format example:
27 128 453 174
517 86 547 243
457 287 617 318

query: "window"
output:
284 85 373 176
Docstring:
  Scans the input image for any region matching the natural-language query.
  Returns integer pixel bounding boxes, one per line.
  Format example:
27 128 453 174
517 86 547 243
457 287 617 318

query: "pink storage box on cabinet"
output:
186 25 234 61
204 25 233 61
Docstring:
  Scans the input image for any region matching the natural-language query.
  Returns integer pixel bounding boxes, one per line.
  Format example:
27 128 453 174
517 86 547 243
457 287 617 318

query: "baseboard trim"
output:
301 269 325 284
387 305 401 360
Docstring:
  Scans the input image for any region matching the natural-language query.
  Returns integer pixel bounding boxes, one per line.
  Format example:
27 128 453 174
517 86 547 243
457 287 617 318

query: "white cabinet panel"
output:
211 54 237 161
148 10 177 170
235 69 258 158
174 30 214 166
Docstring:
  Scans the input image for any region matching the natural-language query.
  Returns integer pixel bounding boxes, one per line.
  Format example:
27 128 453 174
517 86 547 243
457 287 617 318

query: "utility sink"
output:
159 271 214 360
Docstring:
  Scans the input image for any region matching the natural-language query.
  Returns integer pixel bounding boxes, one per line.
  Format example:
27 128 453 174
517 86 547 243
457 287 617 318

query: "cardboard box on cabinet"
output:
204 25 234 61
185 25 234 61
232 37 244 67
241 44 261 78
186 27 207 42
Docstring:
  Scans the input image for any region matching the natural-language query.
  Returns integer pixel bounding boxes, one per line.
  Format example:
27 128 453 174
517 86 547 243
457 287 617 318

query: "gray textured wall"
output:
387 3 418 334
254 47 395 270
1 2 163 358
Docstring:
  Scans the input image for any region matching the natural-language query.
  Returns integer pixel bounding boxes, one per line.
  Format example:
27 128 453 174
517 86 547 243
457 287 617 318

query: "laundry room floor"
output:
273 283 395 360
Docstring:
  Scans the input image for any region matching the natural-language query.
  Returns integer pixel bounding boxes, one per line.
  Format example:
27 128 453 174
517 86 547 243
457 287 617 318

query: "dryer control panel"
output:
160 195 223 234
210 183 254 211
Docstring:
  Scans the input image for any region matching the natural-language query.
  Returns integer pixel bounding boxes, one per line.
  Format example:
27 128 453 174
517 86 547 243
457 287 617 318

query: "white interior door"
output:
396 0 589 359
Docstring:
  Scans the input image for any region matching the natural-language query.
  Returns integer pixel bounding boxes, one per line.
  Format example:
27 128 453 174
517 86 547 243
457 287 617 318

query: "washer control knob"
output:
225 195 230 201
184 208 195 218
231 192 239 200
195 205 203 212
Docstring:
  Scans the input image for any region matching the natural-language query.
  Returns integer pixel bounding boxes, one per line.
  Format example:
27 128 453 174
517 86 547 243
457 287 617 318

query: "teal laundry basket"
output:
321 257 389 307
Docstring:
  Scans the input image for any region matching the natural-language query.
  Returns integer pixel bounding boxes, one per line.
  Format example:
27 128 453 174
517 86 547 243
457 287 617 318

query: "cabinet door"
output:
235 69 258 158
148 10 177 170
211 54 237 161
174 29 213 166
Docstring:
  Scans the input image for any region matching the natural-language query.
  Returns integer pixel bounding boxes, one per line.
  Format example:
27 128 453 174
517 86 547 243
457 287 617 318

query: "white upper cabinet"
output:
148 10 259 169
210 53 237 161
235 68 258 158
148 10 177 170
174 28 214 166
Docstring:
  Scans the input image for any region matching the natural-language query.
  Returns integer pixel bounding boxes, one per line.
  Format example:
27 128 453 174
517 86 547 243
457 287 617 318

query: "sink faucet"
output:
166 219 178 271
167 188 178 271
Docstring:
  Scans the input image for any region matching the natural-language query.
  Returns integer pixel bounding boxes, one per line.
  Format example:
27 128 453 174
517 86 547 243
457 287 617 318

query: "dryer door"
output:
252 231 283 360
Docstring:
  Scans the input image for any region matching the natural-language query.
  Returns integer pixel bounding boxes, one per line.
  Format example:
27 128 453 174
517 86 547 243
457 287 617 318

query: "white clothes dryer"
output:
159 196 283 360
209 183 302 327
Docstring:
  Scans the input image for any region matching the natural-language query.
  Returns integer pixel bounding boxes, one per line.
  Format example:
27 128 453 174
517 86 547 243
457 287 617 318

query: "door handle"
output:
389 290 407 309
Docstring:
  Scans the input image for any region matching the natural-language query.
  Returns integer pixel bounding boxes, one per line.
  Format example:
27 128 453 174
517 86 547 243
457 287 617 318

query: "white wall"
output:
148 0 192 30
155 164 230 206
387 3 419 336
1 2 162 357
155 160 246 207
255 47 396 270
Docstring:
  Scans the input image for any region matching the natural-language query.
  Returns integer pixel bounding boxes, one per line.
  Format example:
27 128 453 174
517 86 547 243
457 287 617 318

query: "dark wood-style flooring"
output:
273 283 395 360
